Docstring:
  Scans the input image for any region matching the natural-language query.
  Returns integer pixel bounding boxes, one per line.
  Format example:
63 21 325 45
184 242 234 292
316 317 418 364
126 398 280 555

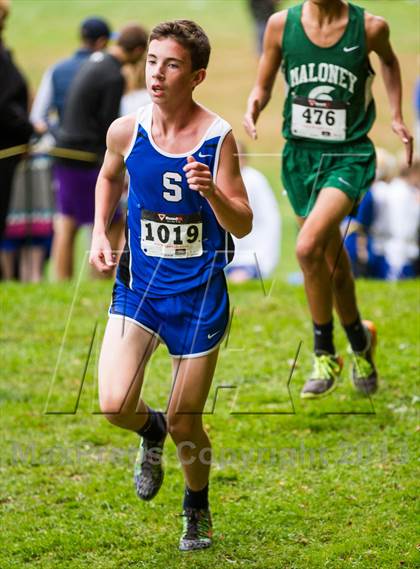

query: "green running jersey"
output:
281 2 376 146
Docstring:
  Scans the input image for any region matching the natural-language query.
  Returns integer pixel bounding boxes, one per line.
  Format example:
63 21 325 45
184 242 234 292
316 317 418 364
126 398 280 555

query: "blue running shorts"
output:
108 271 230 358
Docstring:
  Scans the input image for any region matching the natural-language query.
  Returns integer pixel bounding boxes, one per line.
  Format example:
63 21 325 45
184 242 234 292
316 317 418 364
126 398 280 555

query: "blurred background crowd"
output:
0 0 418 284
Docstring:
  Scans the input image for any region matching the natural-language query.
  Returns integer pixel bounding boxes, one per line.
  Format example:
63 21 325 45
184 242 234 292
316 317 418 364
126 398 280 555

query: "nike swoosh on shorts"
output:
207 331 220 339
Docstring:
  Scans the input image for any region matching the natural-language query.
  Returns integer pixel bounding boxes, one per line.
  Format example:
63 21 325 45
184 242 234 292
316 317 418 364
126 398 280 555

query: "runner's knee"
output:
167 412 201 443
99 390 136 425
296 234 324 267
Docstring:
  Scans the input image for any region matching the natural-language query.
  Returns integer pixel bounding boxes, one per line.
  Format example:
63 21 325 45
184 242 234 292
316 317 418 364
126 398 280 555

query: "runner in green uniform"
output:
244 0 413 398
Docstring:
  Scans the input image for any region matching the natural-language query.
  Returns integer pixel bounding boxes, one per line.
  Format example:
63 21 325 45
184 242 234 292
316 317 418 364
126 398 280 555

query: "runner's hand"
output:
89 232 116 273
392 119 413 167
184 155 215 198
243 99 260 140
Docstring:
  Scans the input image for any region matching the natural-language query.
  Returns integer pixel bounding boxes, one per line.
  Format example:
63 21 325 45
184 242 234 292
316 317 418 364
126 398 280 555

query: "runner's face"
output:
146 38 199 103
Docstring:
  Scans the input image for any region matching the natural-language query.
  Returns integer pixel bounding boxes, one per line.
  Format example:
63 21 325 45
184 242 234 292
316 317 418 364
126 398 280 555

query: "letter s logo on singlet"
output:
308 85 335 101
163 172 182 202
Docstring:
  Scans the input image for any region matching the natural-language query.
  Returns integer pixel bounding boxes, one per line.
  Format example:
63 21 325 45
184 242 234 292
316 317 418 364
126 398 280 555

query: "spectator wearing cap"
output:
30 17 111 136
52 24 148 280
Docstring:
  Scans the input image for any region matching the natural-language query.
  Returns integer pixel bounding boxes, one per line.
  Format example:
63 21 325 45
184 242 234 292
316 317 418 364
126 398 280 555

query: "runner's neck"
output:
305 0 348 26
152 102 207 139
151 102 216 154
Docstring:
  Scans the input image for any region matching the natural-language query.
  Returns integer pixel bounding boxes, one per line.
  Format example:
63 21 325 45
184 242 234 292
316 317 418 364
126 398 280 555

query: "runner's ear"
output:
192 68 206 90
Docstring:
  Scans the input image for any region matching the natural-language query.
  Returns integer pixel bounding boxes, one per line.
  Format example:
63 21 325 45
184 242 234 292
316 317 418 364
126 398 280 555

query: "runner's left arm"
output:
367 14 413 166
183 132 253 238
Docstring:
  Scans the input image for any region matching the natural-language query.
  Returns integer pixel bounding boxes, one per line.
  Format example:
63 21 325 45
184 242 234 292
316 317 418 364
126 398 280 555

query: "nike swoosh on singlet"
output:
199 152 212 158
343 46 359 52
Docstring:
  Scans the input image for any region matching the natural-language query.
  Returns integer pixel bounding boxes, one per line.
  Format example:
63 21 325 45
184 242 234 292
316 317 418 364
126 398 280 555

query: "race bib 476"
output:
292 97 347 141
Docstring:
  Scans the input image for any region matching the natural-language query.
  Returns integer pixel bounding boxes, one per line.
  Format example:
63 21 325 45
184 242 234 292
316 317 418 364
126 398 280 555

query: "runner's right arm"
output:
243 11 286 140
89 115 134 273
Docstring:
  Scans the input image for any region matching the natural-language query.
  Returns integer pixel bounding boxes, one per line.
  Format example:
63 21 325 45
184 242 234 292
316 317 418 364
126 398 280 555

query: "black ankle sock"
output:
343 315 368 352
183 484 209 510
313 320 335 355
137 407 166 442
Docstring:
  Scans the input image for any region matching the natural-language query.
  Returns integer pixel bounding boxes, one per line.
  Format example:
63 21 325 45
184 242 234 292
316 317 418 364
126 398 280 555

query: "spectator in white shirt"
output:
226 141 281 282
385 161 420 279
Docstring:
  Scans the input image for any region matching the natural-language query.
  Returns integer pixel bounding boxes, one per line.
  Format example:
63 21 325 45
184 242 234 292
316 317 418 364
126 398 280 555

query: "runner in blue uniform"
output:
89 20 252 551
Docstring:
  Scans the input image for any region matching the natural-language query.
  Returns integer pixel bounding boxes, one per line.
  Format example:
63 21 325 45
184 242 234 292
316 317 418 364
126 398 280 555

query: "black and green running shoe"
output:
179 508 213 551
134 435 166 501
300 352 343 399
348 320 378 395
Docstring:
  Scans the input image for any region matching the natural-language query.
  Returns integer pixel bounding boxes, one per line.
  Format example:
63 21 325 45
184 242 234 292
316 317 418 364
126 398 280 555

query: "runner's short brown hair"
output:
149 20 211 71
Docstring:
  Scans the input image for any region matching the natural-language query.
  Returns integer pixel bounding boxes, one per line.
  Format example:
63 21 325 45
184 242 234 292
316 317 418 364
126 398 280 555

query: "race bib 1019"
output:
141 210 203 259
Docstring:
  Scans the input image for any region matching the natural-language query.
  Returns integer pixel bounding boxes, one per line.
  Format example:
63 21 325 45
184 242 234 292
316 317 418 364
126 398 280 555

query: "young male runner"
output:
244 0 413 398
90 20 252 550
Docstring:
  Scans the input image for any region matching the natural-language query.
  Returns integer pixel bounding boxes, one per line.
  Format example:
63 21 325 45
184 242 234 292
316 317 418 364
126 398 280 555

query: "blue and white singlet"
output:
116 103 234 297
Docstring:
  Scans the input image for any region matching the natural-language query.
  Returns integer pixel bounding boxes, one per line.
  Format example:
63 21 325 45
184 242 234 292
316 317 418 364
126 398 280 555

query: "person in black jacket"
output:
53 24 148 280
0 0 33 240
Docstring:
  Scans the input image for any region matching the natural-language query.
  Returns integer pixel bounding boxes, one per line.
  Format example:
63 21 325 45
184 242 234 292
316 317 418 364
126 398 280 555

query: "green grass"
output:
1 278 419 568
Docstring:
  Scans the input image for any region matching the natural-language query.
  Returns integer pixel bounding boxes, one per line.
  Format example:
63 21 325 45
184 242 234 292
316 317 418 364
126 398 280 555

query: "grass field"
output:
1 1 419 567
1 278 419 567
